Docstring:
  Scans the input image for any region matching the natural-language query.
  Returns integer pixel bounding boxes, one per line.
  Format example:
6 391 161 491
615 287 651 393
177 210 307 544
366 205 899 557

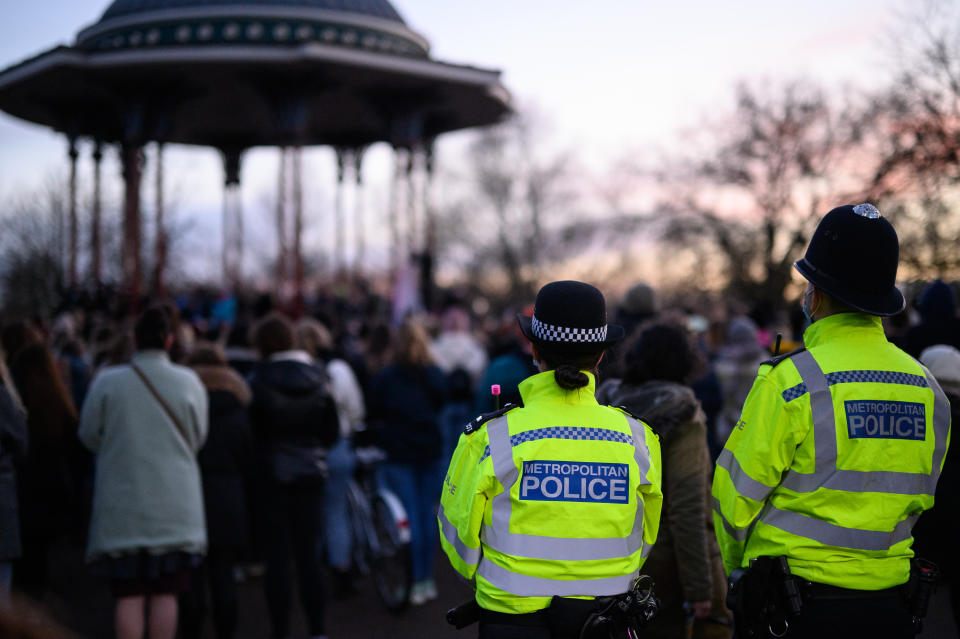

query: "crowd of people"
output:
0 272 957 639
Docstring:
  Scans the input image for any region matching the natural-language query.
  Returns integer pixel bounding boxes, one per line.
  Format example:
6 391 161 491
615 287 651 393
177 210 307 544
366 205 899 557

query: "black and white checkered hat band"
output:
532 316 608 343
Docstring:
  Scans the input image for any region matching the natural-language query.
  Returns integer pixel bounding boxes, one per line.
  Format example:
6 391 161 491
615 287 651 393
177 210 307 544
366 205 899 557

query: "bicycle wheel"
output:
369 490 412 613
345 479 372 575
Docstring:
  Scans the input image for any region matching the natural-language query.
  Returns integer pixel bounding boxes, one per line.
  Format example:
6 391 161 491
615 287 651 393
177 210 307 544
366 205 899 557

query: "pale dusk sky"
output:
0 0 905 275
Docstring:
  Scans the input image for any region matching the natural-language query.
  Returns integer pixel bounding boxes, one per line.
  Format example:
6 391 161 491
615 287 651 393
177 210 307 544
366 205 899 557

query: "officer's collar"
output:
802 312 884 349
518 370 599 405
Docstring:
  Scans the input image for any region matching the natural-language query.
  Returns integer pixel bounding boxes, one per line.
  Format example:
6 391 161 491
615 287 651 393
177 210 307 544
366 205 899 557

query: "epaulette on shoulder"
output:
463 402 520 435
609 405 645 423
609 405 659 438
761 346 806 369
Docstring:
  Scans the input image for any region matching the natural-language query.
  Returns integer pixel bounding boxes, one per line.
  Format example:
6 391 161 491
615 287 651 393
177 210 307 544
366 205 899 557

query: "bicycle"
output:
345 445 413 612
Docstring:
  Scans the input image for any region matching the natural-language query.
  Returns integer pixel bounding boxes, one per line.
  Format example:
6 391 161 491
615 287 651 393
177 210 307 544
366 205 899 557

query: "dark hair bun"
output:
555 364 589 390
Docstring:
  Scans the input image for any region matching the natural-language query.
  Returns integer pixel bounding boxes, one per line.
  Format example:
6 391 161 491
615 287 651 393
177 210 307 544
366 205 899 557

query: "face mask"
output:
802 290 816 325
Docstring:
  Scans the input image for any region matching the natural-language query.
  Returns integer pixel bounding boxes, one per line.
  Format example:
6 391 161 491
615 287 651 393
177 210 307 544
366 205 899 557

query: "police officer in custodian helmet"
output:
439 281 663 638
712 204 951 638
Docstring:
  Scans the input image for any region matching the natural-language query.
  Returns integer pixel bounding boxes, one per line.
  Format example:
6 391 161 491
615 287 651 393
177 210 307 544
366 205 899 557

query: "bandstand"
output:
0 0 511 306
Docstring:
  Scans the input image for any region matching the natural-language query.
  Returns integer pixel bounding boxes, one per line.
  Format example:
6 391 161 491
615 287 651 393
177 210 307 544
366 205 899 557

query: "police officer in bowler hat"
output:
712 204 951 638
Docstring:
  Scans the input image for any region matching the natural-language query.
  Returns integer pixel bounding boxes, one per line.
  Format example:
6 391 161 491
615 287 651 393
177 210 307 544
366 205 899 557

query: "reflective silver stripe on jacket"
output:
622 414 654 488
712 496 751 542
480 410 651 570
487 415 518 556
623 414 656 560
762 506 918 551
924 369 951 487
478 558 637 597
716 448 774 502
757 350 949 550
482 507 645 561
439 504 481 566
641 540 654 558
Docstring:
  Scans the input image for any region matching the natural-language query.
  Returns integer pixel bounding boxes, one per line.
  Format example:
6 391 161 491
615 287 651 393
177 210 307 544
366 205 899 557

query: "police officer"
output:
439 280 663 639
712 204 951 638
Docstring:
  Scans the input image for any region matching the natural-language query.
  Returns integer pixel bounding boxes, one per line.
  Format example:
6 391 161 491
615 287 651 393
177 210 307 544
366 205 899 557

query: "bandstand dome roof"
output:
100 0 407 24
76 0 430 58
0 0 510 150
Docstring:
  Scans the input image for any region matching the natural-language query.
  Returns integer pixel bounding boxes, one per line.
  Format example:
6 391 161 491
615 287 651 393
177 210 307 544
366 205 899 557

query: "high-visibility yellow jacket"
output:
712 312 952 589
438 370 663 614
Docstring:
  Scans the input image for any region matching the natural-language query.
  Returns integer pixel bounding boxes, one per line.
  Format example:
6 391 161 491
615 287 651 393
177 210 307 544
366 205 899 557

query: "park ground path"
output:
20 537 959 638
31 537 474 638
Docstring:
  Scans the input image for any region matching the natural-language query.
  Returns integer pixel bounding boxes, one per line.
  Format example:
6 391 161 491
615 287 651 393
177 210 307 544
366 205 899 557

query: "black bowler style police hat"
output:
517 280 625 350
793 203 905 317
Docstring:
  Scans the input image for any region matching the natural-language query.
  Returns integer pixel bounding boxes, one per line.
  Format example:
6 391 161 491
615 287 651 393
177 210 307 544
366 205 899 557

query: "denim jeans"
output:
378 459 443 583
323 438 356 571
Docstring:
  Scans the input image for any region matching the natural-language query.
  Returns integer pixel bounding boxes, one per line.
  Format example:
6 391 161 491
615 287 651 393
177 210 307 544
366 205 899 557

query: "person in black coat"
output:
0 372 27 594
247 314 339 639
913 345 960 632
180 343 255 639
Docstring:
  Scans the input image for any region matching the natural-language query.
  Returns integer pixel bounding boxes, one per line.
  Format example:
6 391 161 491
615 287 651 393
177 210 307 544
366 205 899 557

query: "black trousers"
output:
264 483 325 639
479 622 552 639
12 532 53 600
477 606 584 639
734 591 915 639
179 546 239 639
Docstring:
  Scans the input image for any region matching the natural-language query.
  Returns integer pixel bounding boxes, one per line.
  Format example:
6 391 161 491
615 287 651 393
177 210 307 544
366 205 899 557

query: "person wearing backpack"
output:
431 306 487 464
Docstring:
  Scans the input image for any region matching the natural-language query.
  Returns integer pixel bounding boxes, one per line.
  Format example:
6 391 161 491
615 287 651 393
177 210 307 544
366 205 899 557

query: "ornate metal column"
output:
423 141 436 240
388 147 404 273
67 136 79 289
292 146 304 309
221 149 244 291
235 176 244 286
405 147 418 254
353 147 366 274
389 111 424 272
421 140 436 309
272 94 307 302
153 142 167 296
121 142 144 310
334 148 347 275
121 104 145 313
276 147 289 287
90 141 103 290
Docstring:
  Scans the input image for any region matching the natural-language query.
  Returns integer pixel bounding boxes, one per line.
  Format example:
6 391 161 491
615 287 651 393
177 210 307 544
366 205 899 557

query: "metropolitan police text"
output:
519 461 630 504
844 400 926 441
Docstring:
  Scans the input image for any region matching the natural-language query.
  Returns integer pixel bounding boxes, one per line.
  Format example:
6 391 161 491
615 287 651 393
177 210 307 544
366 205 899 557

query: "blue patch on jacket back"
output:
518 460 629 504
844 400 926 440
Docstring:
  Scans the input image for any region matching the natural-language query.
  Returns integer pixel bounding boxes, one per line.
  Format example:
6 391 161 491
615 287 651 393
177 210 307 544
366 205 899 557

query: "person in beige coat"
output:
79 307 208 639
598 320 731 639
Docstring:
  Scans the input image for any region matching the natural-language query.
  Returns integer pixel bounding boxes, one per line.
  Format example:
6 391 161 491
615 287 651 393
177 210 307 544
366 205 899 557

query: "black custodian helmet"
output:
793 203 905 316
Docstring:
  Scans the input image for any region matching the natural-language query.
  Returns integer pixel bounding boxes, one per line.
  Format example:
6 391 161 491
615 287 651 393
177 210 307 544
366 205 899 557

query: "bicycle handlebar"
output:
354 445 388 466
